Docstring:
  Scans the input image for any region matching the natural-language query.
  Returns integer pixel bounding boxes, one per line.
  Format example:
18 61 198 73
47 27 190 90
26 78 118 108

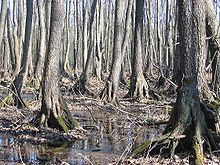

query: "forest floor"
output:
0 76 220 164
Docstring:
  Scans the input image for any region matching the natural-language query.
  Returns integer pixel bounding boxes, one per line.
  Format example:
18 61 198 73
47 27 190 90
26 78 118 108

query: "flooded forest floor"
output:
0 77 220 164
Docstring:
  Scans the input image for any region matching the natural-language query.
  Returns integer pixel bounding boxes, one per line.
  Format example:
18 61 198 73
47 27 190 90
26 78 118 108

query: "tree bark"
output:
125 0 149 100
133 0 218 164
31 0 78 132
99 0 124 104
34 0 46 84
11 0 34 108
205 0 220 96
0 0 7 49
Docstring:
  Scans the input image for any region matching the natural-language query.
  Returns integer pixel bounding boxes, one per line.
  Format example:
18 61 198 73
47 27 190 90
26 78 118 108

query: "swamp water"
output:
0 107 164 165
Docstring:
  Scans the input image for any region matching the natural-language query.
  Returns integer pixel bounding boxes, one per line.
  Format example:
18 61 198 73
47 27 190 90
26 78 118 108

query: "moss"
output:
57 116 69 133
26 78 40 90
193 143 204 165
4 93 14 106
132 140 152 156
207 98 220 111
70 118 80 128
166 106 173 115
0 101 4 108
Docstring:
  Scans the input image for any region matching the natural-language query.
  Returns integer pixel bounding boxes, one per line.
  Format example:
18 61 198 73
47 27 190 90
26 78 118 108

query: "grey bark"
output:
12 0 34 108
34 0 46 82
100 0 124 104
126 0 149 99
0 0 7 50
32 0 78 132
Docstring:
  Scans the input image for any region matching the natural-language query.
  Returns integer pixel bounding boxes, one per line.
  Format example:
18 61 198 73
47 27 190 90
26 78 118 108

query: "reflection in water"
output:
0 109 163 164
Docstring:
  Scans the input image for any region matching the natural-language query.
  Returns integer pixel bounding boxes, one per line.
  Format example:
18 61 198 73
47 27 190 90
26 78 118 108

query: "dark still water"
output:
0 109 163 165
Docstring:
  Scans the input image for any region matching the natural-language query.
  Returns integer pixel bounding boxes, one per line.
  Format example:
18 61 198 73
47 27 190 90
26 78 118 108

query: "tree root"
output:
125 76 149 100
31 96 80 133
133 99 220 164
99 80 119 105
71 77 94 96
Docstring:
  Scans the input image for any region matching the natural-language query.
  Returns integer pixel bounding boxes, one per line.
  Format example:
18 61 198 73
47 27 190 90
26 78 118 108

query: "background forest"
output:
0 0 220 164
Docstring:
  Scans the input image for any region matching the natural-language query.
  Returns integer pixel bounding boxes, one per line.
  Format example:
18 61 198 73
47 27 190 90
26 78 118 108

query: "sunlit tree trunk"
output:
82 0 88 69
31 0 79 132
11 0 34 108
62 0 72 77
126 0 149 100
0 0 7 50
205 0 220 96
134 1 218 164
13 1 21 76
99 0 124 104
74 0 98 94
34 0 46 83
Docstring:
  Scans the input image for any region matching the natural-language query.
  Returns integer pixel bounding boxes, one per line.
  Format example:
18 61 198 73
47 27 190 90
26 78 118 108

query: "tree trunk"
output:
99 0 124 104
205 0 220 96
13 1 21 76
11 0 34 108
31 0 79 132
125 0 149 100
133 0 219 164
63 0 72 77
0 0 7 49
2 17 10 78
34 0 46 84
73 0 98 95
82 0 88 69
6 9 15 73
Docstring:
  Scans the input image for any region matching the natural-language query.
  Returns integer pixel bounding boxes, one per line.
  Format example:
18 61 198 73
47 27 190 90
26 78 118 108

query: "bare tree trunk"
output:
11 0 34 108
94 0 104 80
31 0 78 132
145 0 154 76
6 9 15 73
157 0 162 66
13 1 21 76
63 0 72 77
125 0 149 100
82 0 88 69
0 0 7 49
2 17 10 77
99 0 124 104
73 0 98 95
205 0 220 96
34 0 46 84
134 1 218 164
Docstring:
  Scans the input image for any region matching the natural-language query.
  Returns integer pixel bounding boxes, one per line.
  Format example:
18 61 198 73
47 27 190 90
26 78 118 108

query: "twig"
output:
18 144 25 165
76 153 94 165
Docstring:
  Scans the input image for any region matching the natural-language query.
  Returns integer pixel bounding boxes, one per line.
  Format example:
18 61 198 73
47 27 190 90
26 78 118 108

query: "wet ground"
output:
0 105 164 164
1 85 220 164
0 84 168 164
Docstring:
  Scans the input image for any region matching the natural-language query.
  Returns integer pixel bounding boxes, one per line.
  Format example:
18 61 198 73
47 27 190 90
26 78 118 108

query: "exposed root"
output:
99 80 119 105
31 96 79 133
125 76 149 100
133 98 220 164
71 77 94 96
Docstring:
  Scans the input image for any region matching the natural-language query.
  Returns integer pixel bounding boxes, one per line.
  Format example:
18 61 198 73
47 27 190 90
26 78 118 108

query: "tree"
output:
73 0 98 95
205 0 220 96
125 0 149 100
10 0 34 108
133 0 218 164
31 0 79 132
34 0 47 84
99 0 124 104
0 0 7 50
